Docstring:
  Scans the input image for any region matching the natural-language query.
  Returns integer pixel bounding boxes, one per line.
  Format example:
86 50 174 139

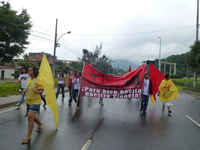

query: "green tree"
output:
163 53 190 77
81 46 114 74
0 1 31 63
188 41 200 87
68 61 83 72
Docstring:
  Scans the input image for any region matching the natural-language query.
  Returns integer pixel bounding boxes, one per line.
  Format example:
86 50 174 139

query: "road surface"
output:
0 92 200 150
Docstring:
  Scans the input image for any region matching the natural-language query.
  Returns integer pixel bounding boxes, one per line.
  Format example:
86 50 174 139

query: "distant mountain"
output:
111 59 139 70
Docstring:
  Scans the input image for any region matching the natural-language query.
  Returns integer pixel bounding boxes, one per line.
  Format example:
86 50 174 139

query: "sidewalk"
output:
0 95 20 108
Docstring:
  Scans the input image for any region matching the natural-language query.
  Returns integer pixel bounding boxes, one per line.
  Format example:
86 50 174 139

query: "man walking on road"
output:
16 68 29 109
69 72 80 107
140 73 152 116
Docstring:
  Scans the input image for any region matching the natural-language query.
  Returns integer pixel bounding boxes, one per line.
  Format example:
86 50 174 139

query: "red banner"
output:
79 63 146 99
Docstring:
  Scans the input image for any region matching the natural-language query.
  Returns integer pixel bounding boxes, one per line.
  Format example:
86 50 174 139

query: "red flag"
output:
149 64 165 104
79 63 146 99
128 65 132 72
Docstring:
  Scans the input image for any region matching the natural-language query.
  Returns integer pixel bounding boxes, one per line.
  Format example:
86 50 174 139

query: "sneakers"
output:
16 106 20 110
168 110 172 117
140 112 146 118
99 100 104 105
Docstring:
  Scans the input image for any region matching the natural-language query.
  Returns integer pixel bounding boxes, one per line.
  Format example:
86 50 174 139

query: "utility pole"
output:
54 19 58 58
53 19 58 77
194 0 199 88
158 37 162 71
52 19 71 77
196 0 199 42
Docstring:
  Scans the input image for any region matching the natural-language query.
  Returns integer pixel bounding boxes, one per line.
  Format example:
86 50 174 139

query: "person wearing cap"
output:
140 73 152 116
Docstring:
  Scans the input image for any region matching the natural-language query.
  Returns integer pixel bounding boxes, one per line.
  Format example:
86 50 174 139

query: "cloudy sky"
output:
9 0 197 63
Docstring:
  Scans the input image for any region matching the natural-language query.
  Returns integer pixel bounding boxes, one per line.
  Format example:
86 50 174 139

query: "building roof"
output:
0 65 16 69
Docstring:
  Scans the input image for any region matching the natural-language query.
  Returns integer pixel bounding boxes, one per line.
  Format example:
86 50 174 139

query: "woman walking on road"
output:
56 72 66 102
67 71 74 106
159 74 178 117
21 66 43 144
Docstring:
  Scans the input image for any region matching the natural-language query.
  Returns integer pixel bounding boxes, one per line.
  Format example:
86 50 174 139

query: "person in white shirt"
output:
140 73 152 116
56 72 66 102
16 68 29 109
70 72 80 106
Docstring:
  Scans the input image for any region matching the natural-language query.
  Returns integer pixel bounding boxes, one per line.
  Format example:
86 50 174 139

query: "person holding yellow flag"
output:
37 55 58 129
21 66 43 144
159 74 178 117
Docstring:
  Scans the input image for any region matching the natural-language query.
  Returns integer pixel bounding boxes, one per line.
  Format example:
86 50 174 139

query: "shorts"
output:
27 104 40 113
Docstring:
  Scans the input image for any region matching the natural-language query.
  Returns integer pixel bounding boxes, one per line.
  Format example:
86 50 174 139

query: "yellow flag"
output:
159 79 178 103
37 55 58 128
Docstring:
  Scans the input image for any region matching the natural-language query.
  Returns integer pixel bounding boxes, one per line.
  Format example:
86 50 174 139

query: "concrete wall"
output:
0 69 15 80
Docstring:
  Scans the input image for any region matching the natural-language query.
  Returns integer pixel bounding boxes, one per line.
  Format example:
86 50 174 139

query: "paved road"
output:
0 92 200 150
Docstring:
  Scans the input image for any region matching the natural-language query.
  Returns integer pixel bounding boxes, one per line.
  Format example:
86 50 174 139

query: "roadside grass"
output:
0 78 60 97
0 82 20 97
176 85 184 91
172 78 200 90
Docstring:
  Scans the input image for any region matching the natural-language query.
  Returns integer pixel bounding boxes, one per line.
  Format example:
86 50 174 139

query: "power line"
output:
30 33 52 41
31 30 52 37
68 25 195 37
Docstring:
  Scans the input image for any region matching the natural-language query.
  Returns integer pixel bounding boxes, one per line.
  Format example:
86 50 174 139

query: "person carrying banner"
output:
21 66 43 144
16 68 29 109
69 72 80 106
159 74 178 117
56 72 66 102
67 71 74 106
140 73 152 116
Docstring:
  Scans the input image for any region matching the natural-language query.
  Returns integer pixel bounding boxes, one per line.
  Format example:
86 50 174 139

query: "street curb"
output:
0 101 18 109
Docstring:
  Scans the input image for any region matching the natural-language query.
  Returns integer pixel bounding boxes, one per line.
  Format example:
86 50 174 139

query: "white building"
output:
0 66 15 80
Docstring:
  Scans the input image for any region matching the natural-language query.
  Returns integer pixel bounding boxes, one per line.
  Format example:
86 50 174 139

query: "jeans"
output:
56 84 65 99
140 94 149 113
68 86 73 101
18 90 25 105
69 89 78 104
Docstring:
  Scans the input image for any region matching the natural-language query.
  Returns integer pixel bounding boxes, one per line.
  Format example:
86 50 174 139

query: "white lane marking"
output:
186 115 200 128
81 139 92 150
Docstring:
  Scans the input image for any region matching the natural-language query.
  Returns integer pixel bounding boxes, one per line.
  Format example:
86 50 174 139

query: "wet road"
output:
0 92 200 150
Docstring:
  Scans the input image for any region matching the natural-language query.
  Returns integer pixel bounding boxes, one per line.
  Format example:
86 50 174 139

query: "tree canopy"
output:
0 1 31 63
188 41 200 72
82 45 114 74
66 45 124 75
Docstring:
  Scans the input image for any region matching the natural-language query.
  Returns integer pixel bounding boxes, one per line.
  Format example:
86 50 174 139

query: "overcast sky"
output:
8 0 197 63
